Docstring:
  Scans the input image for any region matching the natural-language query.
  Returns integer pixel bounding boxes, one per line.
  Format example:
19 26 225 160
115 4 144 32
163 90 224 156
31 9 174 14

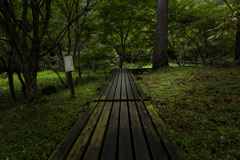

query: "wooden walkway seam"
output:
49 68 185 160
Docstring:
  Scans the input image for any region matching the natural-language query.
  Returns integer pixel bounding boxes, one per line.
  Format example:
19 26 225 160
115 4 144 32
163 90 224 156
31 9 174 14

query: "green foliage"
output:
208 1 240 39
137 66 240 160
81 43 117 69
0 70 105 160
168 0 236 65
83 0 155 67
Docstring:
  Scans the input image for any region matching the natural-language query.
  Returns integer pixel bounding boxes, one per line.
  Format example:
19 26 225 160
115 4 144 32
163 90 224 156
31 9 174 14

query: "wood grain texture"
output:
121 69 127 100
128 101 151 160
118 102 133 160
144 101 186 160
125 69 134 100
83 102 113 160
114 69 122 100
136 101 169 160
101 102 120 160
66 102 105 160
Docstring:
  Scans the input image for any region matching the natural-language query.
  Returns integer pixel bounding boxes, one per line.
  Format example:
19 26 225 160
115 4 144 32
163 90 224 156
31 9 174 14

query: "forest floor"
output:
1 66 239 160
0 70 106 160
136 66 240 160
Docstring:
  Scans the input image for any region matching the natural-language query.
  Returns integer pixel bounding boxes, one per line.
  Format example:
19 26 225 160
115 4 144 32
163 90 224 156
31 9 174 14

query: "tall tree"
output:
0 0 52 100
91 0 154 68
153 0 169 70
0 0 100 100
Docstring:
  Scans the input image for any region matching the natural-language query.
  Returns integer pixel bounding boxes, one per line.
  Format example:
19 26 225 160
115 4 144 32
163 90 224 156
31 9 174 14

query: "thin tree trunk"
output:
1 54 17 102
77 47 82 78
119 55 124 68
8 72 17 102
153 0 169 70
200 53 206 65
16 70 27 98
174 54 181 66
235 24 240 62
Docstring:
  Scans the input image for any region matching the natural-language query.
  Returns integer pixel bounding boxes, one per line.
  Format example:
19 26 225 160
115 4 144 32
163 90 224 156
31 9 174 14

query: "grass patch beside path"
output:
0 71 105 160
136 66 240 160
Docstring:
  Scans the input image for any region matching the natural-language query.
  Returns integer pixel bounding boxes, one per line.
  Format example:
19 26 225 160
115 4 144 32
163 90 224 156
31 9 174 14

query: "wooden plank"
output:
136 101 169 160
127 69 148 100
121 69 127 100
101 102 120 160
66 102 105 160
127 70 141 100
125 69 134 100
118 102 133 160
107 69 119 100
83 102 113 160
135 82 149 100
144 101 186 160
48 102 98 160
94 69 116 101
128 101 151 160
100 70 117 100
114 69 122 100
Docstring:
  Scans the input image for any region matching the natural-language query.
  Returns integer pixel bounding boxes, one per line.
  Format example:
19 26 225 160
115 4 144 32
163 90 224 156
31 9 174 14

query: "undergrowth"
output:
0 70 106 160
136 66 240 160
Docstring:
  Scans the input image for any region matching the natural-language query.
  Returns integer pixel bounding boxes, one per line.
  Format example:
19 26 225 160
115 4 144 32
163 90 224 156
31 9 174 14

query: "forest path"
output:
49 68 185 160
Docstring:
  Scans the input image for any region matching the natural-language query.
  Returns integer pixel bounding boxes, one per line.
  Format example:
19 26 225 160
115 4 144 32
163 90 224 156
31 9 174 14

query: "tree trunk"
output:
235 23 240 62
16 70 27 98
8 72 17 102
200 53 206 65
119 55 124 68
174 54 181 66
153 0 169 70
22 53 39 100
77 47 82 78
23 70 39 100
1 54 17 102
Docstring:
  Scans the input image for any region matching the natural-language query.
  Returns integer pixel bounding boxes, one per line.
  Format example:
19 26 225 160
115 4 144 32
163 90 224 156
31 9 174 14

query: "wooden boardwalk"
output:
49 69 185 160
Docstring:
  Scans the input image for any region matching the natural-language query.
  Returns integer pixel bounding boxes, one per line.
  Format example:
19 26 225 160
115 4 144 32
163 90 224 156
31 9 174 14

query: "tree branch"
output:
0 57 8 71
223 0 233 10
2 0 33 40
40 0 52 41
41 0 101 57
0 38 10 43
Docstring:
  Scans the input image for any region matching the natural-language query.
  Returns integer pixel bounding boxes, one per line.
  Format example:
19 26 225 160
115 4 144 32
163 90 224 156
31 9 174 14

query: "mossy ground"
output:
136 66 240 160
0 70 106 160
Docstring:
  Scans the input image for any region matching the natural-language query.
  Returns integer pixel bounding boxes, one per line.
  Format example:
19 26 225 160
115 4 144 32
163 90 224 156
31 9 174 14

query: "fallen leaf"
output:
174 111 180 114
208 104 214 109
180 97 187 100
226 97 240 102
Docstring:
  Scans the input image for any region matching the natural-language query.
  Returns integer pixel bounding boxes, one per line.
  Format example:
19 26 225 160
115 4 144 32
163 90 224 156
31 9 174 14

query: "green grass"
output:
136 66 240 160
0 70 106 160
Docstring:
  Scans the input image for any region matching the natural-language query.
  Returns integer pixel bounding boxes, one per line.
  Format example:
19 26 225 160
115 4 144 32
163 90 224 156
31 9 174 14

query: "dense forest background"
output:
0 0 239 101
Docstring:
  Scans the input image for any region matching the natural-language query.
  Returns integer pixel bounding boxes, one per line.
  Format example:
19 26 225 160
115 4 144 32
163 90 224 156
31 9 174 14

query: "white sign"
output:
64 56 74 72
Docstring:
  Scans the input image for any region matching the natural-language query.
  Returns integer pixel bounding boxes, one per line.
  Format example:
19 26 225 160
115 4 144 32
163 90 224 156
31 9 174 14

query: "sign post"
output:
64 56 75 96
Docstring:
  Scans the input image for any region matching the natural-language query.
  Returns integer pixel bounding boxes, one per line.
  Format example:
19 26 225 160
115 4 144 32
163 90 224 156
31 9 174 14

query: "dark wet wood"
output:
101 102 120 160
118 101 133 160
128 101 151 160
49 68 185 160
136 101 169 160
83 102 112 160
121 69 127 100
